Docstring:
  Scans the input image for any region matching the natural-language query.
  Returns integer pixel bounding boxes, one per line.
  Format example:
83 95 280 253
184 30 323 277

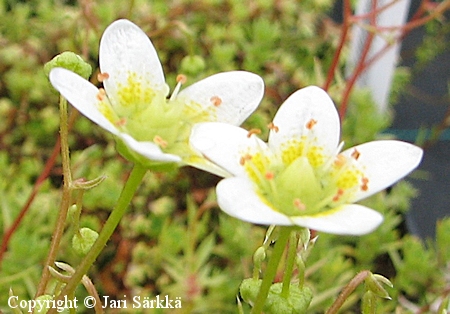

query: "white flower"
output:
190 86 423 235
49 19 264 175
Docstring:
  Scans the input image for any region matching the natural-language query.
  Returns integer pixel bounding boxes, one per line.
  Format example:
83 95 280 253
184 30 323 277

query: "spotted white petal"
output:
177 71 264 125
268 86 340 154
119 133 182 163
190 122 268 177
217 177 293 225
342 140 423 202
99 19 166 106
49 67 119 135
290 204 383 235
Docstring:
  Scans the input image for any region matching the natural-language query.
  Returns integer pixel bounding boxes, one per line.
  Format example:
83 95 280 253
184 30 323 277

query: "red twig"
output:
0 109 79 269
323 0 352 91
0 137 61 268
339 0 379 121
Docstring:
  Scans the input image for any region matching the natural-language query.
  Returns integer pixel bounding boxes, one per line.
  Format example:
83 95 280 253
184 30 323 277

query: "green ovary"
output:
247 148 363 217
101 74 213 162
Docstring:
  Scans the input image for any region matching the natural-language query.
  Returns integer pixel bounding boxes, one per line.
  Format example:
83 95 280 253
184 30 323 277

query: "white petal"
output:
342 140 423 201
190 122 268 177
290 204 383 235
99 19 166 102
217 177 293 225
49 67 119 135
119 133 182 163
177 71 264 125
269 86 340 153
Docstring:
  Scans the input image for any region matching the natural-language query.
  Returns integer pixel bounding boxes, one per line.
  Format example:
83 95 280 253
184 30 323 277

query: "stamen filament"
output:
169 74 187 102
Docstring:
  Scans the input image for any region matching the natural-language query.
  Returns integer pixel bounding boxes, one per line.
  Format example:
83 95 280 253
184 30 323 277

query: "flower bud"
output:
72 227 99 255
239 278 261 305
365 273 392 300
362 291 377 314
180 55 206 76
44 51 92 80
253 246 266 270
34 295 53 314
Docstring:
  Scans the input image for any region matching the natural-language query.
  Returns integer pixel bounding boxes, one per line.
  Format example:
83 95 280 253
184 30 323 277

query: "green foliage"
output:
0 0 448 313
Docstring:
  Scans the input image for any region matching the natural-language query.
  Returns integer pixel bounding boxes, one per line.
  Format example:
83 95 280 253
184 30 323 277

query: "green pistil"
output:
250 151 365 217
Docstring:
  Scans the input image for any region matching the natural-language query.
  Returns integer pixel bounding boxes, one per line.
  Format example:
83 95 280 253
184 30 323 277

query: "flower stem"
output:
251 227 292 314
47 163 146 314
36 96 72 297
325 270 371 314
281 231 297 298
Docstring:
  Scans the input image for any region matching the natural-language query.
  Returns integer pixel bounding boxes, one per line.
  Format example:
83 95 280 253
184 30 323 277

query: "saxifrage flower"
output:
190 86 423 235
49 19 264 174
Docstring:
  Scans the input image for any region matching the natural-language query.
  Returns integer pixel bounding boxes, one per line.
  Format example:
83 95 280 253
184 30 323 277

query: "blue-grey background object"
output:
332 0 450 239
392 2 450 239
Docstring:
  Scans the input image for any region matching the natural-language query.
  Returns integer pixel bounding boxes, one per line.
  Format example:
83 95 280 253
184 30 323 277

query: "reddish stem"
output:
325 270 371 314
338 0 378 121
0 111 78 269
0 138 61 267
323 0 352 91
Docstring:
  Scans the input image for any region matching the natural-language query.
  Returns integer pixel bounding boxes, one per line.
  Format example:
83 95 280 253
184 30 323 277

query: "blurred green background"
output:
0 0 449 313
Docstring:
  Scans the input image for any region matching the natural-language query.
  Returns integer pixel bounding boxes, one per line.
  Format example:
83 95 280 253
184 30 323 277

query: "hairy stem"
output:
47 164 146 314
325 270 371 314
35 96 73 298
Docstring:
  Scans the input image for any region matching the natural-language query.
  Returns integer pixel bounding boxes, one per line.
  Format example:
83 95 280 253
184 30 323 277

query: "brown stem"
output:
35 96 73 298
325 270 371 314
339 0 378 121
0 111 78 270
0 138 60 268
323 0 352 91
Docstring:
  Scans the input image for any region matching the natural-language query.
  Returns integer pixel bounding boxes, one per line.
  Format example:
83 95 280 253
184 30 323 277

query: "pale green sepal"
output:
72 175 107 190
365 273 392 300
44 51 92 80
48 265 71 282
9 288 23 314
372 274 393 288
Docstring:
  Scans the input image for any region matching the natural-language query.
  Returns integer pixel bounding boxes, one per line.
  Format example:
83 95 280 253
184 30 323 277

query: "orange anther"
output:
176 74 187 84
115 118 127 127
294 198 306 211
239 154 252 165
332 189 344 202
210 96 222 107
97 72 110 82
153 135 168 148
247 128 262 138
351 149 361 160
96 88 107 101
306 119 317 130
334 154 346 167
267 122 279 133
361 177 369 191
265 171 274 180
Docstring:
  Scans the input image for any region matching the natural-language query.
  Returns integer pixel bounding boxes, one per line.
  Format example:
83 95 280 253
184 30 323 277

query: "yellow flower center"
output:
95 71 218 161
241 120 369 217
